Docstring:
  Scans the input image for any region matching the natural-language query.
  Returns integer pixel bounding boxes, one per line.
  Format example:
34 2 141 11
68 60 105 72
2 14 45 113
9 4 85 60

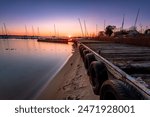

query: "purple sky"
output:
0 0 150 36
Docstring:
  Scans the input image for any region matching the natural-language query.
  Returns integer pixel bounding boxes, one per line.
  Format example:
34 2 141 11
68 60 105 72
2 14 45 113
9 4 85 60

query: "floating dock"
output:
37 38 68 44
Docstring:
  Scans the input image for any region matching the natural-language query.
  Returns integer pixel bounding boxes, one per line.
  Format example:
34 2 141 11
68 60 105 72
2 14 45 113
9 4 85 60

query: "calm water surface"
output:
0 39 73 99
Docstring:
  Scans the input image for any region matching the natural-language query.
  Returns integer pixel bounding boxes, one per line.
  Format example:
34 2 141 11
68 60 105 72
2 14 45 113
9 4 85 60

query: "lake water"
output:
0 39 73 99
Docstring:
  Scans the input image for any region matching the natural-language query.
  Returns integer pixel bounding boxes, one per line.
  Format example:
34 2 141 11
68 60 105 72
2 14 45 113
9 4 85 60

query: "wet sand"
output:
37 48 99 100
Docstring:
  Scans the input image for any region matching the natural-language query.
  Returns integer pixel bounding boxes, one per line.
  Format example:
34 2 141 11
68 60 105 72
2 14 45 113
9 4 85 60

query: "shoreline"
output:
37 48 99 100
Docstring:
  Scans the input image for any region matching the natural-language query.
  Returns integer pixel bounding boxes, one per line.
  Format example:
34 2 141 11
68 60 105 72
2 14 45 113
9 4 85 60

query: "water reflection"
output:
0 39 73 99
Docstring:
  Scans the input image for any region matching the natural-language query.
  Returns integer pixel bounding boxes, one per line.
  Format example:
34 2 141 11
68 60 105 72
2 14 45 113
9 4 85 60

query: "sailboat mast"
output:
84 20 88 37
32 26 34 36
2 27 4 35
78 18 84 37
54 24 56 36
57 28 59 37
121 14 125 31
84 20 87 37
37 27 40 36
104 20 106 31
96 24 98 36
134 8 140 28
25 25 28 36
3 23 7 35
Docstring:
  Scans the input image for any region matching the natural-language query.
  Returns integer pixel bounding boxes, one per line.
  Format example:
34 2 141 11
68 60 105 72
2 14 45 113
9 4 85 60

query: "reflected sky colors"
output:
0 39 73 99
0 0 150 36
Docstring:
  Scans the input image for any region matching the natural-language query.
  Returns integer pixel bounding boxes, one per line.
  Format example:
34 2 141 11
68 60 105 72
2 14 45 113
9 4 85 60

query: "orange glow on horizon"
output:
2 19 104 37
68 35 71 38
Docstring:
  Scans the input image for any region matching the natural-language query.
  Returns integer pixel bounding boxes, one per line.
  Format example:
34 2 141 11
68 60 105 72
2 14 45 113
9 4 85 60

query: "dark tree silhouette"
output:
105 25 116 36
98 31 105 37
144 29 150 35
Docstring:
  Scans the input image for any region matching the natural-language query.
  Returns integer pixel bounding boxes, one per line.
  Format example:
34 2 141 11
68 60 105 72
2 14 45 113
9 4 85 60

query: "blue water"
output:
0 39 73 99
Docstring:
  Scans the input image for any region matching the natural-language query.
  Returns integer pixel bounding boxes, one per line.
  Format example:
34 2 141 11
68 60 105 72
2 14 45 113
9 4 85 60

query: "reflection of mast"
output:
78 18 84 37
134 8 140 28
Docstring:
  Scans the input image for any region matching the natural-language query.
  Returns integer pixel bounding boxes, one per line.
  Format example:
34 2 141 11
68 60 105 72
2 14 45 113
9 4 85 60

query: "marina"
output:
0 0 150 100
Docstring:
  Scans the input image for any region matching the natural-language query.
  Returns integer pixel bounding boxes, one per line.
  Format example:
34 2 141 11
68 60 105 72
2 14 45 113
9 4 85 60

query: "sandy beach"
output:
37 48 99 100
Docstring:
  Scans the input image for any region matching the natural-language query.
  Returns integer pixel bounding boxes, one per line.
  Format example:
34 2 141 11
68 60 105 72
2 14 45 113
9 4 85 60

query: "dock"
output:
77 39 150 99
37 38 68 44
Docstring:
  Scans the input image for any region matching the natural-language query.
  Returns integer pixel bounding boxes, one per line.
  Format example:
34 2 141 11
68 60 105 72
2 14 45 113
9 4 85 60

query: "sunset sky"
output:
0 0 150 36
